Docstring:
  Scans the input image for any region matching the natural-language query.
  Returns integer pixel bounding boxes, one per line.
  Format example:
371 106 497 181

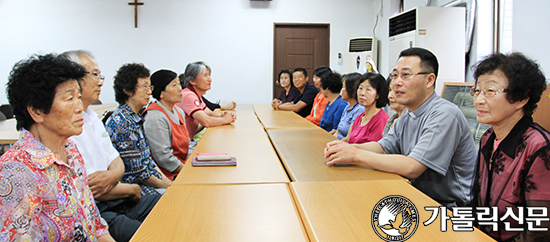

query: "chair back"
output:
101 110 114 124
0 104 14 119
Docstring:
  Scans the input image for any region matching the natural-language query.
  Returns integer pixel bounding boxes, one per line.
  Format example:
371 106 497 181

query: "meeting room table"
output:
0 118 19 144
89 103 118 118
253 103 319 130
130 103 496 242
130 183 308 242
267 128 405 182
290 180 495 242
0 103 119 145
173 104 289 185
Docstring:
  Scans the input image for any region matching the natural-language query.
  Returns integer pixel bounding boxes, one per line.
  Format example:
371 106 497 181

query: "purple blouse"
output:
277 86 300 103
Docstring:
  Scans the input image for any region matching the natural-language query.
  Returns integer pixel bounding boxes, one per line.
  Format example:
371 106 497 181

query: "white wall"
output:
0 0 374 105
512 0 550 81
3 0 547 106
377 0 549 85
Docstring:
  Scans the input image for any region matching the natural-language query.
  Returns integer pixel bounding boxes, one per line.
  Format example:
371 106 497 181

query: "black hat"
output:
150 69 177 100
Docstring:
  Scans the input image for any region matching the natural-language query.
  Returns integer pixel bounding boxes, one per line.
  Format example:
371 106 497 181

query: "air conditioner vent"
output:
349 38 373 52
389 9 416 37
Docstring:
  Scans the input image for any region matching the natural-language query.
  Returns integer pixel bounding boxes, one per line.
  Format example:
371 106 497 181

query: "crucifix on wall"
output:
128 0 144 28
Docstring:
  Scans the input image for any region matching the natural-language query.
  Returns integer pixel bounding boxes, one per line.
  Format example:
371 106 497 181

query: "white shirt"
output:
69 107 120 175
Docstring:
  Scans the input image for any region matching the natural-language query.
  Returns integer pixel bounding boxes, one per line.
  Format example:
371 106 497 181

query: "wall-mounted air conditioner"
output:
388 6 465 95
347 37 378 74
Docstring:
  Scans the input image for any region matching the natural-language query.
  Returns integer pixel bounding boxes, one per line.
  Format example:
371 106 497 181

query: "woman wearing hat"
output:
143 69 189 181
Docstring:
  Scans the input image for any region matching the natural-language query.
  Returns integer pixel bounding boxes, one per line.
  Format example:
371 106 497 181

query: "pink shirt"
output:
476 116 550 241
348 109 389 144
175 86 206 137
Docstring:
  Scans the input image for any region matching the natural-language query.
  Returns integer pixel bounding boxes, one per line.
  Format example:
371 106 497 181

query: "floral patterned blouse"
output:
0 130 109 241
475 116 550 241
104 103 162 195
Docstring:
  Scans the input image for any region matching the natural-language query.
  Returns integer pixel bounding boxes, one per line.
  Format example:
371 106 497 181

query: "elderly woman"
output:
178 73 237 112
472 53 550 241
176 61 236 153
342 73 389 144
105 63 172 195
1 54 114 241
329 73 365 139
143 70 189 181
319 72 348 132
382 78 406 136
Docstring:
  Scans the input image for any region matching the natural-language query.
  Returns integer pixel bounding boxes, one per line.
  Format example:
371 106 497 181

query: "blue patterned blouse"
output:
336 102 365 139
104 103 162 195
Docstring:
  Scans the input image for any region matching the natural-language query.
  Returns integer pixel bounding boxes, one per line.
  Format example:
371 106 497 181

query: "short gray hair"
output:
182 61 211 87
59 49 95 64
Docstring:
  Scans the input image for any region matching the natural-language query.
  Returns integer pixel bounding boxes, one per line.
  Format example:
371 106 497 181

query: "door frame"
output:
273 23 330 99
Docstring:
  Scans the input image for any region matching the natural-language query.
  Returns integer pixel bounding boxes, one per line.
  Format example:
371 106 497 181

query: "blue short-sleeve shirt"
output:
320 96 348 132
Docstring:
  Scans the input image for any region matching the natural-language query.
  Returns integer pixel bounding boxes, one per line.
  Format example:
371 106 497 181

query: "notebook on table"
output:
192 153 236 166
196 152 231 161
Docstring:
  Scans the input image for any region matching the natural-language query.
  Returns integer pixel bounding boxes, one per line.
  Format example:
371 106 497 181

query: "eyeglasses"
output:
138 84 154 92
389 71 431 81
470 87 508 98
86 72 105 82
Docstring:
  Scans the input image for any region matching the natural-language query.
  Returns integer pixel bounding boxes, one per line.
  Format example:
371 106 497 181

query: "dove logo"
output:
372 195 419 241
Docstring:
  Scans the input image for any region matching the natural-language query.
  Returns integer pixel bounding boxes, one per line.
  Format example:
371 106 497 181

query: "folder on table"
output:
192 155 237 167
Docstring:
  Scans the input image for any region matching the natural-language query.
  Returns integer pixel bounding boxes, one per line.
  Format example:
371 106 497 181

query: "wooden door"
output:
273 24 330 99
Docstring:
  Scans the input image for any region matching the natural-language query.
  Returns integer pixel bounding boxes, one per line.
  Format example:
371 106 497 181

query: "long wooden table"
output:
268 128 404 182
0 129 19 144
253 104 319 130
0 119 19 144
131 183 308 242
174 122 289 185
290 180 495 242
222 110 263 129
89 103 118 118
0 118 16 131
234 103 255 112
132 104 495 242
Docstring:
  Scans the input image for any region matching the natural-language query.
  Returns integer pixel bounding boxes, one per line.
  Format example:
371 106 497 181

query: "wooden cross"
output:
128 0 144 28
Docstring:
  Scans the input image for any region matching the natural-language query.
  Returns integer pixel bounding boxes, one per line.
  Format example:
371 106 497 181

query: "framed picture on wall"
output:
441 82 490 146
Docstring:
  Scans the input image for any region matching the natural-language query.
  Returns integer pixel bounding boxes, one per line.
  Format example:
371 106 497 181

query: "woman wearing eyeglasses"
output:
471 53 550 241
342 72 389 144
105 63 172 196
